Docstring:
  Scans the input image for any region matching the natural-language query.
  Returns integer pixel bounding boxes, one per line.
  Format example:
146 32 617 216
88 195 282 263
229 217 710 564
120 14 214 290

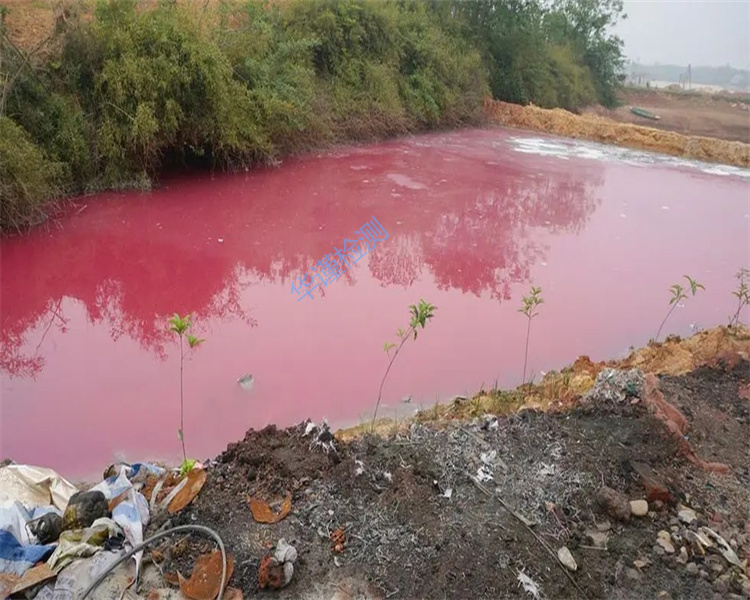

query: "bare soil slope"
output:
142 333 750 600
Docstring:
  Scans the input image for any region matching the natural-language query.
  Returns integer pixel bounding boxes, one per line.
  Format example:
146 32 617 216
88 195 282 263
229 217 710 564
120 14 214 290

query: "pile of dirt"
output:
145 354 750 599
485 98 750 169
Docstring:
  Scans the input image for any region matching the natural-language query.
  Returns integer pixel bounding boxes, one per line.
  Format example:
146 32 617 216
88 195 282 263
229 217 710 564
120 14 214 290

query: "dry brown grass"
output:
485 98 750 169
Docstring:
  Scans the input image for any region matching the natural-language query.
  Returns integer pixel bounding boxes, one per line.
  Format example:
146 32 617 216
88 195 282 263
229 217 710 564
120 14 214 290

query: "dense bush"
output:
0 117 63 232
0 0 626 233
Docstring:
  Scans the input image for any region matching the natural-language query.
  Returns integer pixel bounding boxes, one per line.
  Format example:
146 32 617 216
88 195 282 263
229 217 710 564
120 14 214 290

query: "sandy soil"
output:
591 88 750 145
130 328 750 599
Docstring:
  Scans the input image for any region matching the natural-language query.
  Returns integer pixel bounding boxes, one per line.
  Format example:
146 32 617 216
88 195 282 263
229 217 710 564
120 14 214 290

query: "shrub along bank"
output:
0 0 627 232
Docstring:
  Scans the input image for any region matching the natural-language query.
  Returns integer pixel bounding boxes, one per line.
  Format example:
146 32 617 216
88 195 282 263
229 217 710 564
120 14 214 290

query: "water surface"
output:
1 128 748 479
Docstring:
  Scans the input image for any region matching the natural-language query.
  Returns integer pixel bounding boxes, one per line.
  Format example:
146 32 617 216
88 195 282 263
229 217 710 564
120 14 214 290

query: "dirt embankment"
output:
138 328 750 600
486 96 750 169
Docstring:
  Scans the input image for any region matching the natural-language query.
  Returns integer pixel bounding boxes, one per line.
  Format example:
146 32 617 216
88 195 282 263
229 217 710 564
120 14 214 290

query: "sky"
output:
614 0 750 69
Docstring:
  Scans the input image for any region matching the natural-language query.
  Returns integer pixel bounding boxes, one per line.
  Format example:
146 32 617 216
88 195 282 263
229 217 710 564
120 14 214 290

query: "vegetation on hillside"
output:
0 0 627 233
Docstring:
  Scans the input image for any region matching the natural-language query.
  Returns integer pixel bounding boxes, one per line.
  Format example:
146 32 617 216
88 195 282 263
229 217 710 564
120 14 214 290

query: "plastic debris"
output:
248 493 291 524
0 465 78 511
354 460 366 476
441 488 453 500
237 374 254 392
476 465 494 482
701 527 742 567
178 549 235 600
583 368 645 404
517 570 542 599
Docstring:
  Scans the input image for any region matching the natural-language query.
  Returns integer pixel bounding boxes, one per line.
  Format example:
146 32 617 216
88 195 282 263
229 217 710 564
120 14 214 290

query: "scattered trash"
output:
517 570 542 599
557 546 577 571
441 488 453 500
354 460 366 476
701 527 742 567
178 549 234 600
248 493 292 524
476 465 494 482
0 464 78 511
237 374 254 391
47 517 123 574
8 564 56 596
330 528 346 553
258 539 297 589
307 421 338 457
480 450 497 465
61 490 109 532
481 414 499 431
167 468 207 514
583 368 644 404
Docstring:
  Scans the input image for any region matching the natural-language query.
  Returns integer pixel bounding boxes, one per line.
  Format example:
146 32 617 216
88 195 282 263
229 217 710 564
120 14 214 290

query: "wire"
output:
80 524 227 600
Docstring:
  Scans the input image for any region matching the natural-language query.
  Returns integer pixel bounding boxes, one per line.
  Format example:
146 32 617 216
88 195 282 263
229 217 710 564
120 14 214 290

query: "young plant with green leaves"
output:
167 313 205 471
655 276 704 342
518 286 543 385
372 300 436 432
729 267 750 328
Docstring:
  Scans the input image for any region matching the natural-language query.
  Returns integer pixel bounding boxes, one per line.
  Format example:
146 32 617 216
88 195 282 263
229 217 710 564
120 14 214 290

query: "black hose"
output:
80 524 227 599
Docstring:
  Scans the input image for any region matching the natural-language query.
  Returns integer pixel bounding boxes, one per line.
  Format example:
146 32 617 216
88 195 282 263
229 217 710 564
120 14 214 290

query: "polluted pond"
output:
1 328 749 599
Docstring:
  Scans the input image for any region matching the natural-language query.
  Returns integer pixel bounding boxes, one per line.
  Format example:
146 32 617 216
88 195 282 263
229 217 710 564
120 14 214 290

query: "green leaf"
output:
187 334 205 349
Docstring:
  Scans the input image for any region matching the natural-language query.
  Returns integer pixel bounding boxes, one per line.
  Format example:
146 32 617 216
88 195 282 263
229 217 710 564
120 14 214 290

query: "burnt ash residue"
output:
161 361 750 599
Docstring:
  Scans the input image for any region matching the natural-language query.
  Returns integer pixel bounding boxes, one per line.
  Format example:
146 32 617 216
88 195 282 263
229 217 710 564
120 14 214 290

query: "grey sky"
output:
614 1 750 69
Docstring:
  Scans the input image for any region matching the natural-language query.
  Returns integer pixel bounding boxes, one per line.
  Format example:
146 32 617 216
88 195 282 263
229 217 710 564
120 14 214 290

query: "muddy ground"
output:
142 353 750 600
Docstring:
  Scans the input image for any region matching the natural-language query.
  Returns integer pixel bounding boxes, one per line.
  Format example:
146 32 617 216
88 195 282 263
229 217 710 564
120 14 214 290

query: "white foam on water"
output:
387 173 428 190
508 136 750 180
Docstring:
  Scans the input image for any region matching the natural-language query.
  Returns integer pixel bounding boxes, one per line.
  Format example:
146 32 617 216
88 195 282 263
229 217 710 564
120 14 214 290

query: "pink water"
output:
1 128 748 479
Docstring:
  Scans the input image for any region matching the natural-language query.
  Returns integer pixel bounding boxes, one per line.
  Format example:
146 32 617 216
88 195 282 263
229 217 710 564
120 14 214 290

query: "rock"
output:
633 559 649 570
699 570 709 579
598 486 631 523
686 562 699 576
653 544 666 557
586 530 609 548
708 559 724 575
625 568 643 582
679 506 698 524
676 546 688 564
714 579 728 594
557 546 577 572
657 530 675 554
656 592 671 600
630 500 649 517
61 490 109 531
741 580 750 598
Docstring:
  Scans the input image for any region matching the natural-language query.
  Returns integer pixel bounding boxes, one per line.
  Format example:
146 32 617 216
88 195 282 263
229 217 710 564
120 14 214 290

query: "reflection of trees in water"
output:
369 173 601 299
368 233 424 287
1 150 602 379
